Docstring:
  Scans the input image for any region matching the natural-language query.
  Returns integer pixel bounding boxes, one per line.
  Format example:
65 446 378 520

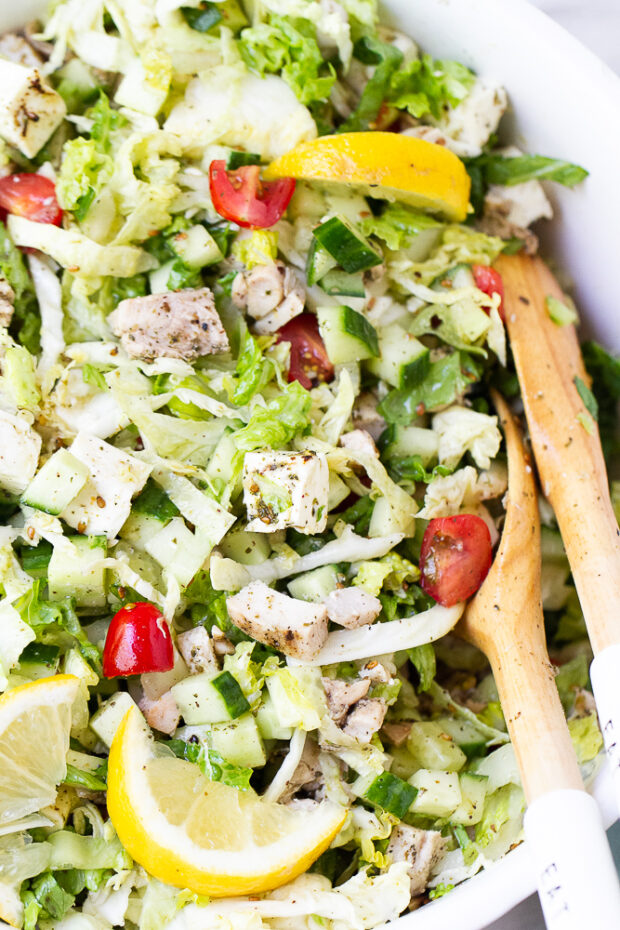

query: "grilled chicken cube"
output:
108 287 229 361
226 580 328 661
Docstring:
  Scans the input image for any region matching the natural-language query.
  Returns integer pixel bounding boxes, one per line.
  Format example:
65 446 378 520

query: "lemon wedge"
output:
0 674 80 927
107 706 347 897
263 132 471 222
0 675 79 825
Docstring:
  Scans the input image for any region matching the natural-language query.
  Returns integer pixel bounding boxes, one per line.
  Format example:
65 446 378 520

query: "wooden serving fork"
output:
458 391 620 927
496 252 620 811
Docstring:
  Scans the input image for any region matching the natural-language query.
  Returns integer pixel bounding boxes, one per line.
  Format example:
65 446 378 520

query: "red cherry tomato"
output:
102 602 174 678
209 160 295 229
276 313 334 389
472 264 505 322
0 173 62 226
419 514 492 607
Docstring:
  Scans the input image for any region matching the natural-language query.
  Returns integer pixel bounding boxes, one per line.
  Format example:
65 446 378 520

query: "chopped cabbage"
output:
432 406 502 470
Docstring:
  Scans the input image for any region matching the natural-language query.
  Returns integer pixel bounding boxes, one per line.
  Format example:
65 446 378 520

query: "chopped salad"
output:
0 2 617 929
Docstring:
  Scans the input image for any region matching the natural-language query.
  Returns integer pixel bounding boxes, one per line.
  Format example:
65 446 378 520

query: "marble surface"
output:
484 4 620 928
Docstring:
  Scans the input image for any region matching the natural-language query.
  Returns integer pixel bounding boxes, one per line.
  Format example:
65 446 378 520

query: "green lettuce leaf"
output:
224 324 276 406
388 54 475 119
360 203 443 251
379 352 482 424
0 223 40 353
554 654 589 714
233 380 312 451
339 36 403 132
168 739 252 789
239 16 335 106
568 712 603 765
408 643 436 691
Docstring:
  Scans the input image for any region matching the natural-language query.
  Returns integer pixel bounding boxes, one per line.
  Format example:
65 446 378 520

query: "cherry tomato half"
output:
102 602 174 678
276 313 334 390
0 173 62 226
472 264 505 322
419 514 492 607
209 161 295 229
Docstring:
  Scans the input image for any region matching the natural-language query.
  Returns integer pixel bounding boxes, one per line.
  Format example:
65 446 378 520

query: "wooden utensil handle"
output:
496 253 620 654
485 632 583 801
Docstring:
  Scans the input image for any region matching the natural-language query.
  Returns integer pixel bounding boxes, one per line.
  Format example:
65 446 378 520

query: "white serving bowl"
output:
2 0 619 927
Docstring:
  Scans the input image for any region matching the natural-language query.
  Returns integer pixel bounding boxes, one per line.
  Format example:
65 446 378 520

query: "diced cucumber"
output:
366 324 430 389
149 260 175 294
287 564 340 603
306 239 338 286
17 642 60 680
211 670 250 718
408 769 462 818
172 225 222 269
209 713 266 768
451 772 488 825
90 692 137 748
328 472 350 510
119 511 165 548
63 647 99 688
389 744 420 781
227 151 261 170
218 528 271 565
321 269 366 298
313 216 382 274
256 694 294 740
145 517 212 588
434 716 488 760
132 478 180 523
20 540 52 579
471 743 521 792
367 494 408 538
431 263 476 292
379 425 439 466
317 305 379 365
447 298 491 344
48 536 108 608
21 449 90 516
171 671 233 724
407 721 467 772
363 771 418 818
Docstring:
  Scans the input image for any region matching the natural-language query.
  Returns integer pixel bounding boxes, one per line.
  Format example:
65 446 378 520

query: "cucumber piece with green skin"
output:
90 692 138 748
321 268 366 298
18 642 60 679
287 564 341 603
409 769 462 818
451 772 489 825
379 425 439 466
448 297 492 344
226 151 261 170
407 720 467 772
313 216 382 273
366 323 430 389
133 478 180 523
171 225 222 269
432 262 476 292
218 529 271 566
209 713 266 768
171 671 235 725
119 511 168 549
20 540 52 579
434 715 489 760
48 536 108 608
210 671 250 719
306 239 338 286
21 449 91 516
256 695 294 740
317 305 379 365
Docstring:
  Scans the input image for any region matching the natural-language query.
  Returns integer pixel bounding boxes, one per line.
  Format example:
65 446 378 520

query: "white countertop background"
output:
484 2 620 928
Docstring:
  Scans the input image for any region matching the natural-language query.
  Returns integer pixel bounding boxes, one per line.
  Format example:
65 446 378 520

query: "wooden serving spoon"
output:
496 252 620 807
458 391 620 927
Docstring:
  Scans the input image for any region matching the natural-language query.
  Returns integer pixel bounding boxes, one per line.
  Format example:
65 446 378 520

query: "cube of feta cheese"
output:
0 410 41 494
440 78 507 158
226 580 328 661
60 433 152 539
243 450 329 534
0 59 66 158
